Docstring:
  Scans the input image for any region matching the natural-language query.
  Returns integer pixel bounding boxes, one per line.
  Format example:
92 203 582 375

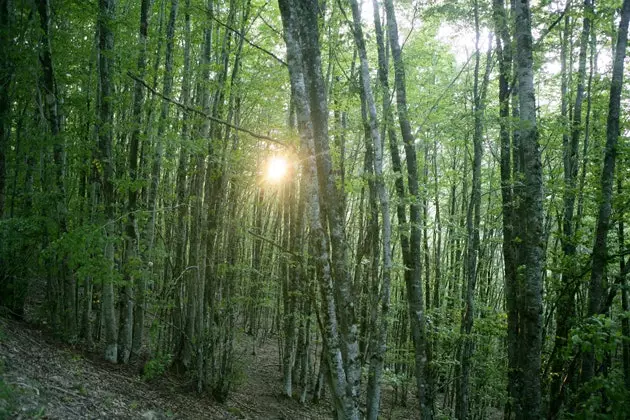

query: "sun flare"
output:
266 156 289 183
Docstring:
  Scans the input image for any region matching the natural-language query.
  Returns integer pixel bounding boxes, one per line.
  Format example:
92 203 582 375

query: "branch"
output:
508 7 568 96
534 7 568 49
192 4 287 66
127 72 287 147
415 52 475 135
247 229 302 260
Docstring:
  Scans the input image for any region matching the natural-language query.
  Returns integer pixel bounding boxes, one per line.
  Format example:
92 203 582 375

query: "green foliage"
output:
0 217 47 317
142 353 173 381
568 315 630 418
574 372 630 420
570 315 619 363
0 359 46 419
0 377 18 419
44 223 117 287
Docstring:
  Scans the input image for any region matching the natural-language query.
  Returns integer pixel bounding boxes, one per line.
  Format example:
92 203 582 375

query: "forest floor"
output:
0 317 334 419
0 317 418 419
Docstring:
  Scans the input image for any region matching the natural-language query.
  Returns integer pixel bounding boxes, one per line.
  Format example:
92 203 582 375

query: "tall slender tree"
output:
457 1 491 416
127 0 152 361
346 1 393 418
383 0 433 416
582 0 630 387
0 0 9 219
511 0 545 417
96 0 118 364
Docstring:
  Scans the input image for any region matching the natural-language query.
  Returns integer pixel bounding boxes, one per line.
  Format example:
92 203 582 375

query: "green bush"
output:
0 217 47 318
142 354 173 381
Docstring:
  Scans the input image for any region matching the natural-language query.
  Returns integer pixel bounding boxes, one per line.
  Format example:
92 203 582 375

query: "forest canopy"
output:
0 0 629 418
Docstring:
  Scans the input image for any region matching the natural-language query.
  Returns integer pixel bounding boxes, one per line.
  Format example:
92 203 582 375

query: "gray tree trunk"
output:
513 0 545 417
550 1 592 415
278 2 358 418
97 0 118 364
0 0 9 219
127 0 152 361
383 0 433 417
281 173 297 397
582 0 630 386
346 1 393 418
457 4 490 416
177 0 211 372
37 0 75 340
147 0 178 253
619 177 630 390
491 2 521 417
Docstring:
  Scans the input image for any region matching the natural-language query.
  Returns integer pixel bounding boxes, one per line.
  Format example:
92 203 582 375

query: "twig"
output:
247 229 302 259
415 52 475 136
127 72 288 148
192 4 287 67
9 382 40 396
48 384 76 397
507 7 568 96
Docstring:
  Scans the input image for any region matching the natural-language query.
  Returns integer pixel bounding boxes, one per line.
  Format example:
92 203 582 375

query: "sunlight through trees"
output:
0 0 629 418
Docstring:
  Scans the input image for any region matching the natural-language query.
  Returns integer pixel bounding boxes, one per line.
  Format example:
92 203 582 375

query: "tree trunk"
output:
347 1 393 418
278 2 358 417
281 172 297 397
97 0 118 364
0 0 9 219
491 1 520 417
126 0 152 361
618 176 630 391
582 0 630 386
177 0 211 372
37 0 75 340
513 0 545 417
383 0 433 416
457 4 490 416
549 1 592 415
147 0 178 254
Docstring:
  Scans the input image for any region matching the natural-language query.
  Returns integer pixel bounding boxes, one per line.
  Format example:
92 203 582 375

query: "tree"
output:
278 1 361 417
128 0 152 361
0 0 10 219
2 0 630 416
549 1 592 415
383 0 433 416
581 0 630 389
457 1 491 416
509 0 545 417
96 0 118 364
346 1 393 418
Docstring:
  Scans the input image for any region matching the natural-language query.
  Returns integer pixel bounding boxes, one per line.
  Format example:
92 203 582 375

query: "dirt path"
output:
0 318 331 419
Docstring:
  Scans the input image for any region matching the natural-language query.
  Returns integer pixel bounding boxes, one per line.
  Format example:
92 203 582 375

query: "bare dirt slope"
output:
0 318 331 419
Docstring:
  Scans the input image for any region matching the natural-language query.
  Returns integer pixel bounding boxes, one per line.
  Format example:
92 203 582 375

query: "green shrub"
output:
142 354 173 381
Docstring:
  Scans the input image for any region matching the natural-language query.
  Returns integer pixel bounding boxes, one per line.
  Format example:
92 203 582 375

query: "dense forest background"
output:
0 0 629 418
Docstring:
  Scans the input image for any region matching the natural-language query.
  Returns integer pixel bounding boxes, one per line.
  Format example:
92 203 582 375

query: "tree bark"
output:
37 0 75 340
147 0 178 253
457 3 490 416
346 1 393 418
549 1 592 415
0 0 9 219
278 2 359 417
513 0 545 417
582 0 630 386
618 176 630 391
127 0 152 361
97 0 118 364
491 2 520 416
383 0 433 417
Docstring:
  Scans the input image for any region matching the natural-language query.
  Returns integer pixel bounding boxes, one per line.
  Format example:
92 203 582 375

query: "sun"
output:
266 156 289 183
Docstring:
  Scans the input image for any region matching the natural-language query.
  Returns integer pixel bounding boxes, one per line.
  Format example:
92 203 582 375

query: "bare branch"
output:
192 4 287 66
127 71 287 147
